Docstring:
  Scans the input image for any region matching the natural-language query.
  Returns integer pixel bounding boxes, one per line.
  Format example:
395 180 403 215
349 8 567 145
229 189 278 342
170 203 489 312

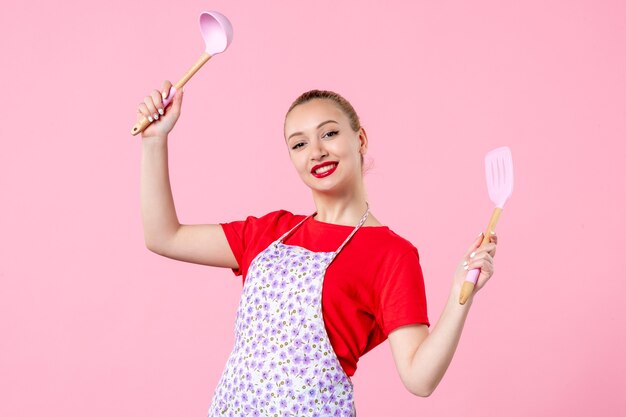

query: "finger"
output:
467 257 494 280
170 87 184 113
465 233 484 257
161 80 173 100
136 102 151 122
149 89 164 120
465 252 493 271
143 94 160 122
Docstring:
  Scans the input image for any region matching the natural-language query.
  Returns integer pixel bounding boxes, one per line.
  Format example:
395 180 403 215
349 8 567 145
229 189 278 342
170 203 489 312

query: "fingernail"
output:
153 113 159 120
470 252 476 258
148 116 153 122
162 90 168 99
490 231 496 235
463 261 468 266
158 108 164 115
464 265 469 270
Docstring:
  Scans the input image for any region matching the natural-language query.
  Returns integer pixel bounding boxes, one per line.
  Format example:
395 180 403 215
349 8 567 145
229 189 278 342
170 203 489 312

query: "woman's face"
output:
284 99 367 195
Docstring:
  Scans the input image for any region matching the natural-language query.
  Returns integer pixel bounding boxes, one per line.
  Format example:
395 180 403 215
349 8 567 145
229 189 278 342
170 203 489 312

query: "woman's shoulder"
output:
229 209 306 231
372 226 418 250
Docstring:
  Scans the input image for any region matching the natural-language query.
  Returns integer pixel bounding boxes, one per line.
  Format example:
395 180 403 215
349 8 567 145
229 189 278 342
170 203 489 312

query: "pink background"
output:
1 0 625 416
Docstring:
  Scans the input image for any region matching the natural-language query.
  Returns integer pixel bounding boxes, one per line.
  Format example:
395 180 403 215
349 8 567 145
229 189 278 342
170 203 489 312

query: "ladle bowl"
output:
131 11 233 135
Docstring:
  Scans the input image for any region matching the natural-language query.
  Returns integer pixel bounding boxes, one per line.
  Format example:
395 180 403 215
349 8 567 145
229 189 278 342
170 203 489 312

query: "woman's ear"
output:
358 127 368 155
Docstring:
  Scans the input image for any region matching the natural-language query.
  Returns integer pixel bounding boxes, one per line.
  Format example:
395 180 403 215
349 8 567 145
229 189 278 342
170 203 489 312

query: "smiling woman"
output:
135 82 498 416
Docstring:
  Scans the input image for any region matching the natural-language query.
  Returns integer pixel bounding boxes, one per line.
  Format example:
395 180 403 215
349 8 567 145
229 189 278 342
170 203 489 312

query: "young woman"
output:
136 80 497 416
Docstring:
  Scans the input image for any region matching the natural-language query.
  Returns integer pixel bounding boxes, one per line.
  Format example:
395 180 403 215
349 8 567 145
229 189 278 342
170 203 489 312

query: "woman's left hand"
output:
453 232 498 296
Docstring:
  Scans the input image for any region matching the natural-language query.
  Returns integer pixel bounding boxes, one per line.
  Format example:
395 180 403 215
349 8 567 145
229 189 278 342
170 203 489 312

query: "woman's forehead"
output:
285 100 346 133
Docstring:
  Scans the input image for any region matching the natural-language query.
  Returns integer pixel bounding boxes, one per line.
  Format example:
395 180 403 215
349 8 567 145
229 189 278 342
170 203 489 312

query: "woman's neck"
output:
310 189 370 226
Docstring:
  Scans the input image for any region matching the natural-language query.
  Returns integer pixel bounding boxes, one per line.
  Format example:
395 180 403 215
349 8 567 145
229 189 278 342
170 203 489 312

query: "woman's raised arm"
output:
138 80 238 269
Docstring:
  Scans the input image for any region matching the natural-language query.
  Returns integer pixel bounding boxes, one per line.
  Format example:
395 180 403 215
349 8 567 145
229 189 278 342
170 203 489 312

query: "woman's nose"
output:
309 138 328 160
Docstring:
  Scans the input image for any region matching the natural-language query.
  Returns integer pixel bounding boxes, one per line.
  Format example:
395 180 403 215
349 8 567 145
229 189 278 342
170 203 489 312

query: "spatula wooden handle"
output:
131 52 213 136
459 207 502 305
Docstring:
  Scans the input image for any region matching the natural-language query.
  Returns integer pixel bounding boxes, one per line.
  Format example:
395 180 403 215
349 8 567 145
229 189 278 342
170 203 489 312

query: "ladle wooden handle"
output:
131 52 212 136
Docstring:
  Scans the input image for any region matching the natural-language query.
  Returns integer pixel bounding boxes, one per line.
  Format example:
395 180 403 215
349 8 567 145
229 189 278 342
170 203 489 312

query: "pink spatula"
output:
459 146 514 305
131 11 233 136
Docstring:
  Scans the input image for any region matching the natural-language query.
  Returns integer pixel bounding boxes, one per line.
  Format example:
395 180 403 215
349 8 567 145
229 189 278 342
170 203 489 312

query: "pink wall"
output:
1 0 624 416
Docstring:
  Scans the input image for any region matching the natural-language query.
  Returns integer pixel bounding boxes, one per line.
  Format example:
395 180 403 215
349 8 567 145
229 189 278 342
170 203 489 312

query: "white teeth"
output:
314 163 337 174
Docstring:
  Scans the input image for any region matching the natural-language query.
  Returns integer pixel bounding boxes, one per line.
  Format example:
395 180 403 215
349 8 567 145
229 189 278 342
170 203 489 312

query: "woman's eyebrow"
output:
287 120 338 141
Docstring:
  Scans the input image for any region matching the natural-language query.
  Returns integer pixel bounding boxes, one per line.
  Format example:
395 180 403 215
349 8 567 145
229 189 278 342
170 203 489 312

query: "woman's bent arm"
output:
137 83 238 269
140 135 238 268
388 233 498 396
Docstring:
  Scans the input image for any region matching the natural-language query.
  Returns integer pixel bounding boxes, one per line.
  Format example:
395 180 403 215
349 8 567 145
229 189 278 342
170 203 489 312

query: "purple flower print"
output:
208 240 356 417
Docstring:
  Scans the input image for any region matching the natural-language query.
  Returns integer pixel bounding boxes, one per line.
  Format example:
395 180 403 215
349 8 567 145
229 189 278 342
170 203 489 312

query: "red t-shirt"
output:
220 210 430 377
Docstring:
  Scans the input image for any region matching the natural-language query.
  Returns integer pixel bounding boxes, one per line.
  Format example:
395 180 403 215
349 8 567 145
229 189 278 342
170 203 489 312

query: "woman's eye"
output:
292 142 304 150
323 130 339 138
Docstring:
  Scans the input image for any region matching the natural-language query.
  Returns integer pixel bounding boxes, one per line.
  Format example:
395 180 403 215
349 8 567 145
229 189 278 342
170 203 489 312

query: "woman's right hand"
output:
136 80 184 140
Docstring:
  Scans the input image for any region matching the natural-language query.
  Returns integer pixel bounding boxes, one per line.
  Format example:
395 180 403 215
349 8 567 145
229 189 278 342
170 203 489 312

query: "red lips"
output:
311 162 338 178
